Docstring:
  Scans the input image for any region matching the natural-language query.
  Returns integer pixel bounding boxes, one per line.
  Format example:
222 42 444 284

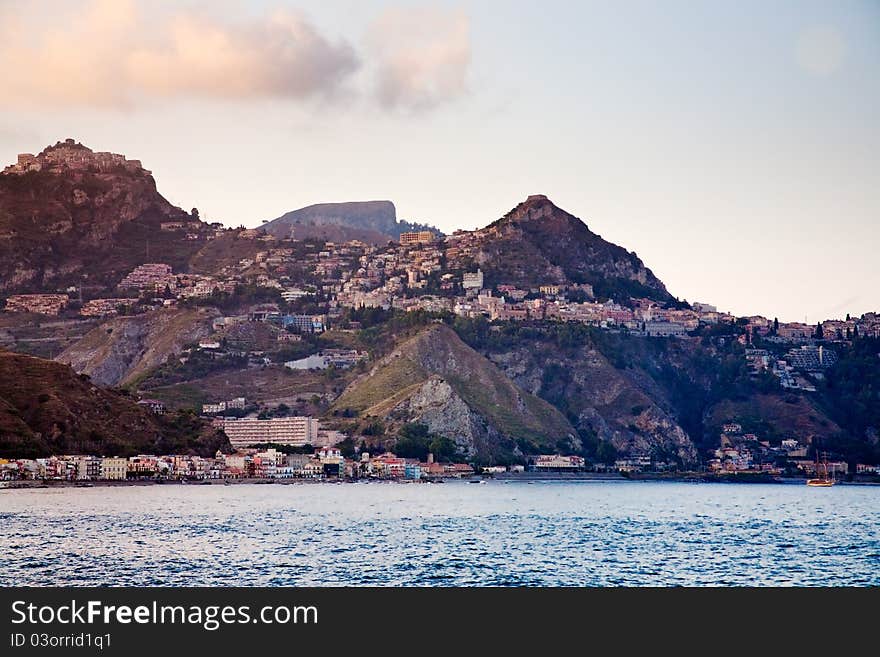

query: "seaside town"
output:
4 217 880 481
0 447 478 484
1 143 878 482
3 442 879 484
3 144 876 347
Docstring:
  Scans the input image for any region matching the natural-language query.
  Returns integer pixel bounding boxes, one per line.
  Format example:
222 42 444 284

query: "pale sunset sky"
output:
0 0 877 323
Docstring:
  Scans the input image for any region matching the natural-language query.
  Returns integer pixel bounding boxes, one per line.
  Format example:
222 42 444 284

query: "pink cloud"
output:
0 1 359 108
368 7 471 111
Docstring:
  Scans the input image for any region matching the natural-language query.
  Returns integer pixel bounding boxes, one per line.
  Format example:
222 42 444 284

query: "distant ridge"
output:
262 200 442 243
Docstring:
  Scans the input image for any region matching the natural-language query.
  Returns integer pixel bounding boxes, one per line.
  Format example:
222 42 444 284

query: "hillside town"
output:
5 227 878 343
5 227 878 397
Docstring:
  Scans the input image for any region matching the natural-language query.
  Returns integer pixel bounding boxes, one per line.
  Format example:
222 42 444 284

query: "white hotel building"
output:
217 417 319 448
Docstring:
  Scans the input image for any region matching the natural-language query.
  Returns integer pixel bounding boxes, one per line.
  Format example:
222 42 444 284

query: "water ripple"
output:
1 481 878 586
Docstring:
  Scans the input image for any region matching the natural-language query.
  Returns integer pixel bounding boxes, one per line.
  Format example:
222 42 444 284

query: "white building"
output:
218 417 319 448
462 269 484 291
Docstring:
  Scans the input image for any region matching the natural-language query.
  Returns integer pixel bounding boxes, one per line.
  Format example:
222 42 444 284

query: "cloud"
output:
368 7 471 111
0 0 359 108
795 26 846 76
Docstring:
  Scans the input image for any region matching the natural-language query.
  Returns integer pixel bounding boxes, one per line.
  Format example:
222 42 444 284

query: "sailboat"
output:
806 451 835 487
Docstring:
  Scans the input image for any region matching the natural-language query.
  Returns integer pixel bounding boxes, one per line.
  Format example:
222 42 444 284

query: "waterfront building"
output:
218 416 319 448
100 457 128 480
74 456 102 480
533 455 586 470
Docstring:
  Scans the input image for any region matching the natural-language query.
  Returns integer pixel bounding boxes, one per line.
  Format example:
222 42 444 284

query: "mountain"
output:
0 349 228 458
262 200 441 243
330 324 577 462
0 139 209 294
455 195 673 304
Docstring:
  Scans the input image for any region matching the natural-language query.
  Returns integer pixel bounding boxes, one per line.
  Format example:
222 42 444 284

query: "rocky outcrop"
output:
0 140 207 293
331 325 577 461
388 377 490 457
57 307 218 387
262 200 441 242
484 336 699 466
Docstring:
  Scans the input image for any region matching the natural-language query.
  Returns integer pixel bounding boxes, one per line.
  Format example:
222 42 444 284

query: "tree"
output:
191 207 199 220
596 441 618 466
773 317 779 334
815 322 824 340
336 437 356 458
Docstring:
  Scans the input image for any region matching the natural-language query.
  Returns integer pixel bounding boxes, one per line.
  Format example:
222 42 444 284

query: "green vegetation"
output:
140 350 248 388
392 423 463 462
330 324 574 461
179 283 284 312
0 350 225 458
815 336 880 463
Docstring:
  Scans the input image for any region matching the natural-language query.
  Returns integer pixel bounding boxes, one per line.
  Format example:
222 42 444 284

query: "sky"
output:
0 0 878 323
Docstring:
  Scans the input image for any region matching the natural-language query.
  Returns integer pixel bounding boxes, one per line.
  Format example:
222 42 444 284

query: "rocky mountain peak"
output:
0 140 201 294
497 194 579 229
473 196 671 303
262 199 442 243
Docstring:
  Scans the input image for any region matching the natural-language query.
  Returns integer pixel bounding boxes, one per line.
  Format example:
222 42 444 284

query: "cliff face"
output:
485 337 699 466
262 200 441 242
56 307 218 387
0 349 227 458
0 140 206 293
462 195 672 303
460 322 850 466
331 324 577 461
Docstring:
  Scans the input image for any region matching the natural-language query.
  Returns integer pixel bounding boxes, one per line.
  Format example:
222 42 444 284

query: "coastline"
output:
2 472 879 489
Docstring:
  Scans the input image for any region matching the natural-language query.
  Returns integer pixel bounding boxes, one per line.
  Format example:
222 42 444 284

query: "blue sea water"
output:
1 480 878 586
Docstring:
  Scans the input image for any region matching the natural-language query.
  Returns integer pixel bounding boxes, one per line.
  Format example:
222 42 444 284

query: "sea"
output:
1 480 878 586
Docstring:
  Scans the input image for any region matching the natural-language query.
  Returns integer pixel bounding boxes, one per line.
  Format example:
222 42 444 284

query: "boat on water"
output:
807 451 835 487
